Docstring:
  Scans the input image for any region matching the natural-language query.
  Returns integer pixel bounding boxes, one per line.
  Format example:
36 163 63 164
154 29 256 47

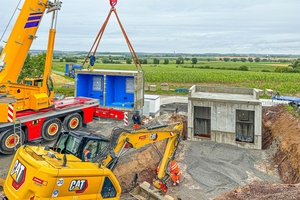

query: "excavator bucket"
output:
130 181 174 200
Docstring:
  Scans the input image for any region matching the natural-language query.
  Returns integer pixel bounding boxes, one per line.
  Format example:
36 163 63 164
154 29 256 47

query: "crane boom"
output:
0 0 62 122
0 0 49 83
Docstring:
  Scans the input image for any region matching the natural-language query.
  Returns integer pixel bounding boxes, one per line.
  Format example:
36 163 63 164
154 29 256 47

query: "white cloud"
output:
0 0 299 54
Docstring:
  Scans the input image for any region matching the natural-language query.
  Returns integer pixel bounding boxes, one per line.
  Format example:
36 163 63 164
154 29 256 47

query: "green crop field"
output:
52 60 300 96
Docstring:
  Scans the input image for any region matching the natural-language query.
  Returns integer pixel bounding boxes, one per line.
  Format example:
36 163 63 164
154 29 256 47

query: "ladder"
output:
13 119 22 151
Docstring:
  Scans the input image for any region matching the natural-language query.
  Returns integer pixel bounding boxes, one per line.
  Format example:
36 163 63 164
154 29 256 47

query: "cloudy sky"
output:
0 0 299 54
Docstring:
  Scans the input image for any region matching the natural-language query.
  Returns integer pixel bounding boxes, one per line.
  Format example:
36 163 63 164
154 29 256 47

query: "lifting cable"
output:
82 0 142 71
0 0 22 42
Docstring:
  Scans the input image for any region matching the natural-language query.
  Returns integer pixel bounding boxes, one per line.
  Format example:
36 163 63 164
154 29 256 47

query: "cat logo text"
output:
10 159 26 190
69 180 88 193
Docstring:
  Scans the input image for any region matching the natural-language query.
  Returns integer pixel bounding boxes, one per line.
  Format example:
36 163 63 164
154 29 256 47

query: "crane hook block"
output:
110 0 117 7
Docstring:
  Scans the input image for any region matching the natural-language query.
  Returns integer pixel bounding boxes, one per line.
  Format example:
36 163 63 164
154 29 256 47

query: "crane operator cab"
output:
52 130 110 162
23 76 54 88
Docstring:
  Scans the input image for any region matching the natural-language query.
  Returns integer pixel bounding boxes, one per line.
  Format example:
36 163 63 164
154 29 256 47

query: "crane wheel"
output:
42 118 62 141
0 129 25 155
63 113 82 131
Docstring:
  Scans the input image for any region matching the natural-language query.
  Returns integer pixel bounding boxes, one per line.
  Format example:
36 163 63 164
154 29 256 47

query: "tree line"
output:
57 55 292 65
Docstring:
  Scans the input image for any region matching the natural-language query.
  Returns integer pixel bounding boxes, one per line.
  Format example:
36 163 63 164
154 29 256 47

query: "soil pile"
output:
215 181 300 200
114 113 186 193
267 105 300 184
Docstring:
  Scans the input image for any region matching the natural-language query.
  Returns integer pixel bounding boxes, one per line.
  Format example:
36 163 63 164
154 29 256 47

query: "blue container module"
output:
76 74 104 106
65 63 83 78
106 75 134 108
65 64 70 75
75 69 144 110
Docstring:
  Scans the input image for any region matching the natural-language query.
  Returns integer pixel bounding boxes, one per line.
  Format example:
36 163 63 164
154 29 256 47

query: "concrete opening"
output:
194 106 211 138
235 110 254 143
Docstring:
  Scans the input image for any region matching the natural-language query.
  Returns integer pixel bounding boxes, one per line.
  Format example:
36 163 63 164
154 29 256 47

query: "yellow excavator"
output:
1 121 183 199
0 0 62 122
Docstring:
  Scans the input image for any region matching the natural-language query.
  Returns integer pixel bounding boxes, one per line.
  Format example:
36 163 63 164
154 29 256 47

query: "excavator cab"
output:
1 122 183 199
52 131 110 162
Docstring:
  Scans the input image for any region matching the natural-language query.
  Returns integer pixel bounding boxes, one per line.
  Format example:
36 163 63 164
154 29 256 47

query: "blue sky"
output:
0 0 299 54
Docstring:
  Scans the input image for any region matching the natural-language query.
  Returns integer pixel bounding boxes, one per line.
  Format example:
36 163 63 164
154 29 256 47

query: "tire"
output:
42 118 62 141
63 113 82 131
0 129 25 155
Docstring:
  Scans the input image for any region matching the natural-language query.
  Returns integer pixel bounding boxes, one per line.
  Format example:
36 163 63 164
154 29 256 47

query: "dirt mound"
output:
268 105 300 184
114 113 185 193
114 141 165 192
261 105 285 149
214 181 300 200
163 113 188 140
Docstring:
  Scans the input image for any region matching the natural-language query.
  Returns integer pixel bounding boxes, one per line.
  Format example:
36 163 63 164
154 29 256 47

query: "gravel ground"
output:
0 99 281 200
158 101 280 200
0 139 281 200
170 140 279 200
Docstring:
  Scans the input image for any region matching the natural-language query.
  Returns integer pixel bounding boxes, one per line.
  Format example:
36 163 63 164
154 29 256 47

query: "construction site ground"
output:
1 98 300 200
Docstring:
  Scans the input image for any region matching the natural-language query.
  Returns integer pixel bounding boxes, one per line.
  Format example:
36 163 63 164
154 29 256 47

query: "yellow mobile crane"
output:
0 0 125 155
2 122 183 199
0 0 62 123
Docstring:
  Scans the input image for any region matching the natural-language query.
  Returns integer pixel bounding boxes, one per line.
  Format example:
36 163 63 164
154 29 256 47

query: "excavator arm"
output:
95 122 183 193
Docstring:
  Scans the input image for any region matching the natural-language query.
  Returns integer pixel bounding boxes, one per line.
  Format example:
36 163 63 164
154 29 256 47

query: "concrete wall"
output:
189 85 260 99
187 85 262 149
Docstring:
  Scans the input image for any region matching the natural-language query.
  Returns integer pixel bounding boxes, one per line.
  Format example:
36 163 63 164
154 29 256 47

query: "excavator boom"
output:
94 122 183 194
98 123 182 169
